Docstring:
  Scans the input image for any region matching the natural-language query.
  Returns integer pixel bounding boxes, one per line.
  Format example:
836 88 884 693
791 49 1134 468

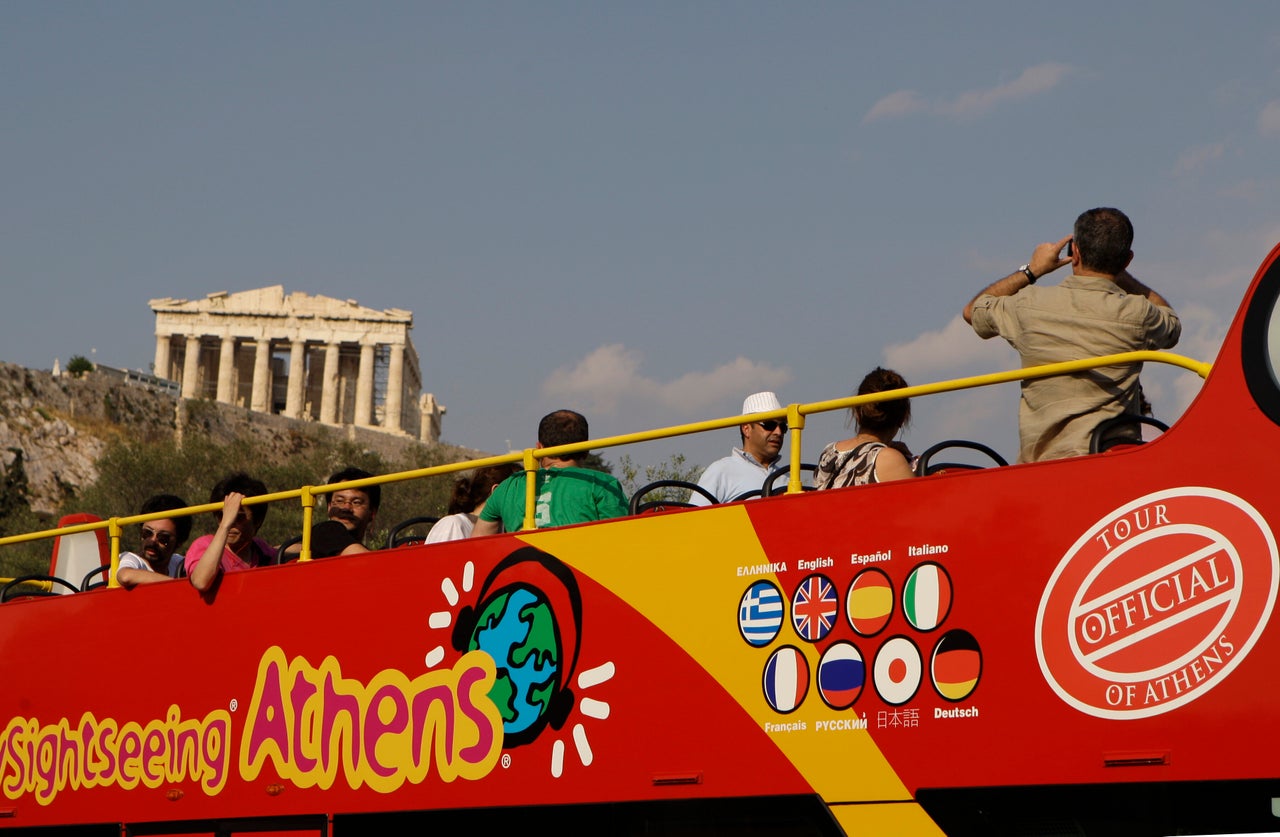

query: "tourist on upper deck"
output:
426 463 519 543
813 368 915 489
962 207 1181 462
114 493 192 588
282 467 377 560
186 472 273 592
688 391 788 505
471 410 628 535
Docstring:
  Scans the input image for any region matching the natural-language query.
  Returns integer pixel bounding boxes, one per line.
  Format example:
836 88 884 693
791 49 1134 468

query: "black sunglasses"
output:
141 526 175 547
758 420 788 433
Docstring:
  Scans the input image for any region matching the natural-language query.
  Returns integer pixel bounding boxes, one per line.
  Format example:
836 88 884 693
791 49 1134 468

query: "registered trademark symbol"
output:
229 699 238 712
501 753 511 769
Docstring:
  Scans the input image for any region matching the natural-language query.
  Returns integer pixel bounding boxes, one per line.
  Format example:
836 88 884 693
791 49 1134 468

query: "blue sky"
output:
4 2 1279 474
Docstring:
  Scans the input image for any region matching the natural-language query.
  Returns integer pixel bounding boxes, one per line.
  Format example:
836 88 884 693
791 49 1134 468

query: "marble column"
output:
250 338 272 413
181 335 200 399
154 335 171 381
320 342 340 425
354 342 375 427
285 340 306 420
216 337 236 404
384 343 404 433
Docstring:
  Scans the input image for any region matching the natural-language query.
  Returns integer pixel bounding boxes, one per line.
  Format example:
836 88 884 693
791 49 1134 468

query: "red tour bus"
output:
2 244 1280 836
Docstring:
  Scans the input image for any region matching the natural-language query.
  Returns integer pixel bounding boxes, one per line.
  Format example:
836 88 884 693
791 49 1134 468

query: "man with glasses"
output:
689 391 788 506
114 494 192 587
290 467 379 559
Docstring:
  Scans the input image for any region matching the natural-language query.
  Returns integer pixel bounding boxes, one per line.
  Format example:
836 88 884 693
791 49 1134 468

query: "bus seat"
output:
914 440 1008 476
629 481 718 514
49 513 110 595
1089 415 1169 454
386 516 440 548
763 464 818 496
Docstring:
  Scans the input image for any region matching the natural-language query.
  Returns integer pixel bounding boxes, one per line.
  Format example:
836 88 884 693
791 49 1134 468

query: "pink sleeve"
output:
184 535 213 577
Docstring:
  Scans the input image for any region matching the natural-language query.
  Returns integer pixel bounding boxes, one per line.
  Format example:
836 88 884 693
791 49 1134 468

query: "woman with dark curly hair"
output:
186 472 272 592
813 368 914 489
425 463 519 543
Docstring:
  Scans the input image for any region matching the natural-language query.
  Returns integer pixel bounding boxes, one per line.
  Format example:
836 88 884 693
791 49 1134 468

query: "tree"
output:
0 449 31 521
67 433 463 554
613 453 702 503
576 452 613 474
66 355 94 378
0 449 52 578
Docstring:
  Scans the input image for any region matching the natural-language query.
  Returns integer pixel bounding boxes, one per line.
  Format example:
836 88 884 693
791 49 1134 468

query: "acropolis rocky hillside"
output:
0 361 468 516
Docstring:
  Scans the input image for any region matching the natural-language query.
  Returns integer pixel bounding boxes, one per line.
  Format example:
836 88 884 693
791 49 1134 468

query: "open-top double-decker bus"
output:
2 243 1280 836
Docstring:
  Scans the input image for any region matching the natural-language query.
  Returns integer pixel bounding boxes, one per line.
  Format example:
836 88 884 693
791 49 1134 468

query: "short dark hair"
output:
1074 207 1134 275
209 472 269 528
851 367 911 433
538 410 589 450
139 493 192 545
326 467 379 510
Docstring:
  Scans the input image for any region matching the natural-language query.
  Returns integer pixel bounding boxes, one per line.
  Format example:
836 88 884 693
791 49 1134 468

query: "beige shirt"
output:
970 274 1181 463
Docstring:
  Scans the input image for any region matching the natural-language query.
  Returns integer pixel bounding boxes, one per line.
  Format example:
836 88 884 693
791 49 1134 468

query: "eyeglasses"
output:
757 420 788 433
140 527 176 547
329 495 369 509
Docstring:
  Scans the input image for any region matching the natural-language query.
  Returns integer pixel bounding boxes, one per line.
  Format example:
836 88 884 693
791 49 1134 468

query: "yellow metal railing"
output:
0 350 1210 589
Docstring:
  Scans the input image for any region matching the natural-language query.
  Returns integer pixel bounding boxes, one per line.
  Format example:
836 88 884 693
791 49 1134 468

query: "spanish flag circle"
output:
846 567 894 636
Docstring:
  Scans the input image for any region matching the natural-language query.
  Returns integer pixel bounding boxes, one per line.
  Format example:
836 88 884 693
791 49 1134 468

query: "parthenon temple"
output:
150 287 444 442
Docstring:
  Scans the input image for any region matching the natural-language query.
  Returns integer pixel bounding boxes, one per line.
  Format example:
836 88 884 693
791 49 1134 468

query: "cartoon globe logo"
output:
463 585 561 737
453 547 582 747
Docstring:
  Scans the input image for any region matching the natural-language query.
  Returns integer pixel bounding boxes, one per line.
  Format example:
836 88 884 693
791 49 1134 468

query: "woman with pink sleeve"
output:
186 472 273 593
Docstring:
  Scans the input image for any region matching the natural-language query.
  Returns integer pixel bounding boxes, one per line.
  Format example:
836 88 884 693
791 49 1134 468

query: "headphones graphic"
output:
451 546 583 747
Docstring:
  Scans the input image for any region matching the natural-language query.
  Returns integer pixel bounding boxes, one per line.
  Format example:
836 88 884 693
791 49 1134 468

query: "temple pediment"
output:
149 286 412 326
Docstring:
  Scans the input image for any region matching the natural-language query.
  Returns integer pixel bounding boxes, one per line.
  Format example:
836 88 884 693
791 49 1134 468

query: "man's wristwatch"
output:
1019 264 1037 284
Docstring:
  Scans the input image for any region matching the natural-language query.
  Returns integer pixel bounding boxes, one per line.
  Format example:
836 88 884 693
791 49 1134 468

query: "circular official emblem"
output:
1036 488 1278 719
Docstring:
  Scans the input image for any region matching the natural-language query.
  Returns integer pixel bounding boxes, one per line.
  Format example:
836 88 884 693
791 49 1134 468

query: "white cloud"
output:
941 62 1073 118
1172 141 1226 176
541 344 791 418
864 63 1073 123
883 316 1016 380
1172 302 1230 367
911 388 1014 456
1259 99 1280 137
1218 179 1265 201
863 89 928 123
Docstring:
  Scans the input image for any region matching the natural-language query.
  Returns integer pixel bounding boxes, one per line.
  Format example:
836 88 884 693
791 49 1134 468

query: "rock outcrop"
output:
0 362 470 515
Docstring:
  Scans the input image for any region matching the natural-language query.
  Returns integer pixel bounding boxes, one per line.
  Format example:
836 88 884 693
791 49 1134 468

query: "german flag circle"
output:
930 629 982 702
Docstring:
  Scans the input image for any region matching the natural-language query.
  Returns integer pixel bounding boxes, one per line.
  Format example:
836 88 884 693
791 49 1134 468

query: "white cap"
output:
742 391 783 415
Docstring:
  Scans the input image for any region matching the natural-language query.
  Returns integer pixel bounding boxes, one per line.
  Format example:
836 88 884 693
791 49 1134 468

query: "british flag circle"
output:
791 573 839 642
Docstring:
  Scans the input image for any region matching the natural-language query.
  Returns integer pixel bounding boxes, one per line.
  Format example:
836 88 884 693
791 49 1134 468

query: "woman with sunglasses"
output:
814 368 915 489
186 472 273 593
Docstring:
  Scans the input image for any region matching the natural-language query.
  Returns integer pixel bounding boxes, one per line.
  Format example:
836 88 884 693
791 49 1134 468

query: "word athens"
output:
240 646 504 793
